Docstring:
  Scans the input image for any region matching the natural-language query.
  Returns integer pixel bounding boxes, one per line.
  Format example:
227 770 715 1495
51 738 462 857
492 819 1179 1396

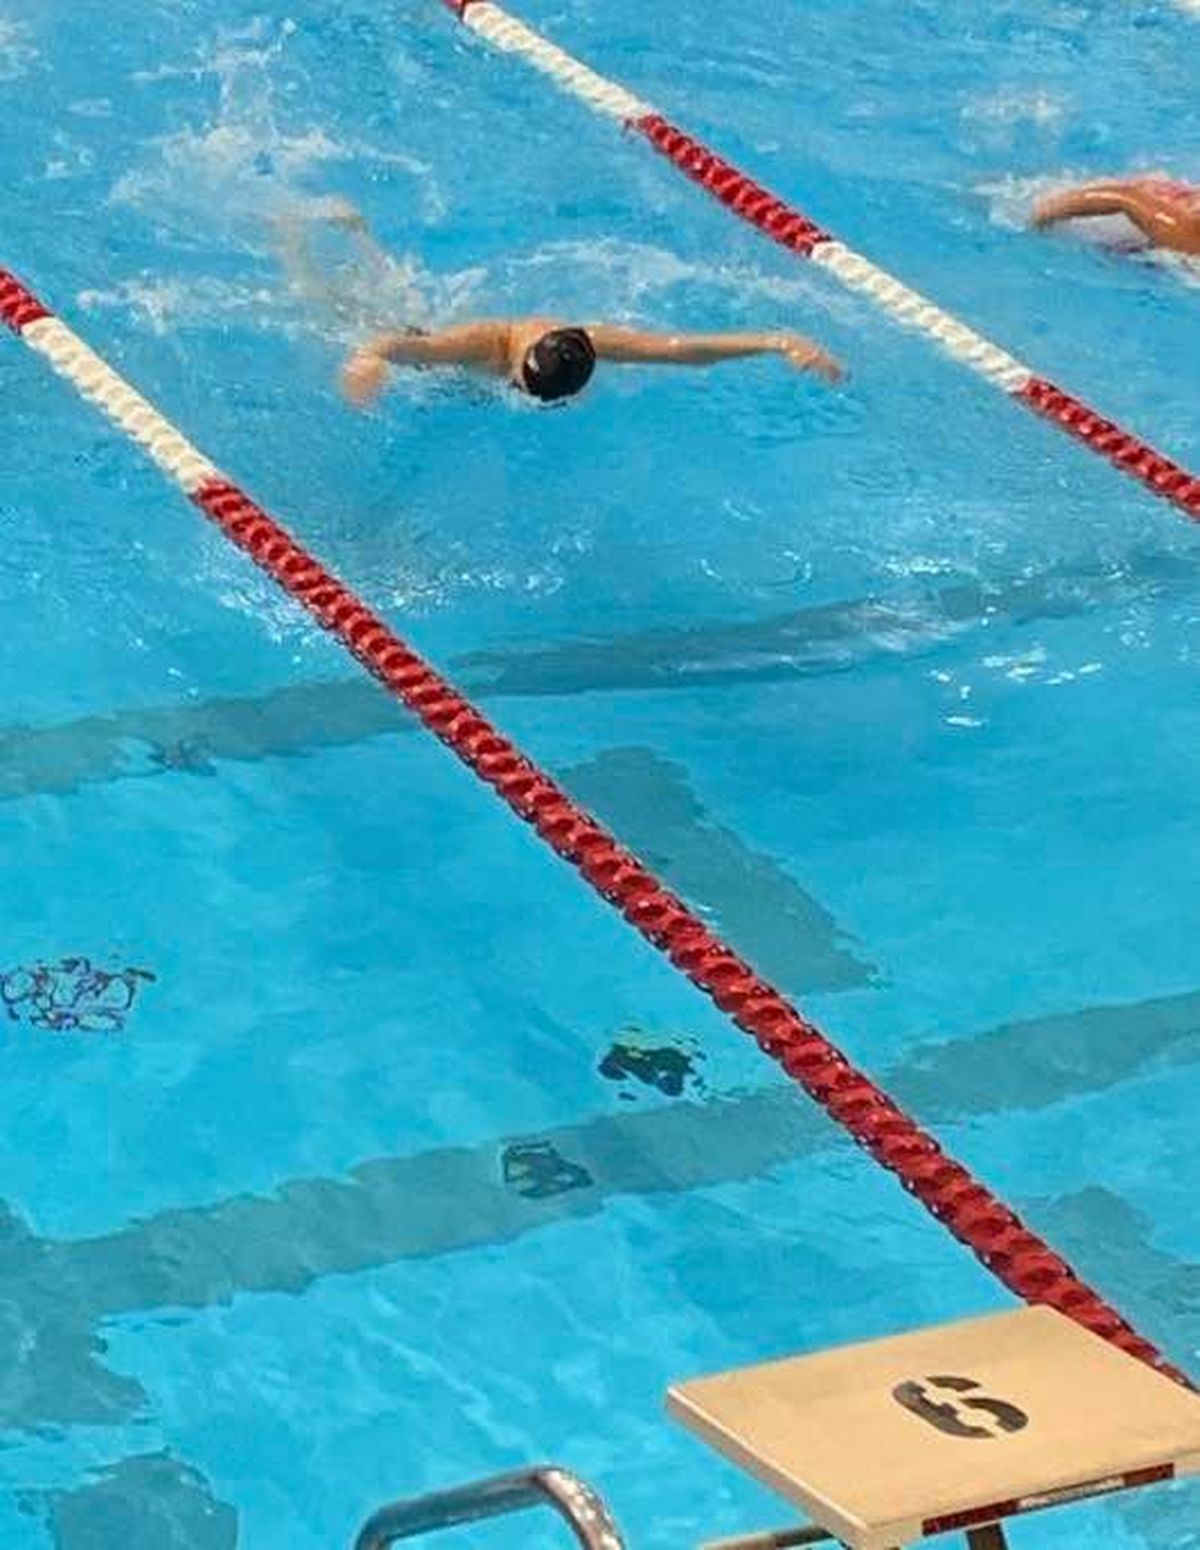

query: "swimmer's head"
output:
521 327 596 402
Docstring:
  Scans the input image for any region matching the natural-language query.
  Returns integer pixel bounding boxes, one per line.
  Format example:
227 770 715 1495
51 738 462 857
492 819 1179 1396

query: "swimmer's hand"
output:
342 347 389 408
778 335 845 384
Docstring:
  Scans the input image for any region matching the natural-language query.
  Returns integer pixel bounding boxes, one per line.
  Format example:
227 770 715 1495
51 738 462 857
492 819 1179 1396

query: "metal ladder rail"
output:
353 1466 627 1550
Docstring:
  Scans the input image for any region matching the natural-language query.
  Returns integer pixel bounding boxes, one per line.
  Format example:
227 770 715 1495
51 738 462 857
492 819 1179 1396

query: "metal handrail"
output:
701 1530 830 1550
352 1466 627 1550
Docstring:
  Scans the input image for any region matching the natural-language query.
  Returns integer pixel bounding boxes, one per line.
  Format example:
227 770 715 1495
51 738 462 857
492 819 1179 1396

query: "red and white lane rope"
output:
437 0 1200 524
1 264 1188 1386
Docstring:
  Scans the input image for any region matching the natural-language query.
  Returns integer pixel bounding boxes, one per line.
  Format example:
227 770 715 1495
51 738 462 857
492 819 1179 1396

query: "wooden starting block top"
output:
669 1308 1200 1550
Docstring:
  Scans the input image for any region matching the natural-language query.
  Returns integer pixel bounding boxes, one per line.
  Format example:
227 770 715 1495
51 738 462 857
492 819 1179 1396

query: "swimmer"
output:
342 314 843 406
283 201 843 406
1032 176 1200 256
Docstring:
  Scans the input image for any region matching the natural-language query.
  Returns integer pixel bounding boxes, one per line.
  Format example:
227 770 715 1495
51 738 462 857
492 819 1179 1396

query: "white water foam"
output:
112 21 443 249
0 16 36 80
101 18 475 347
486 235 856 325
77 276 301 337
961 88 1064 131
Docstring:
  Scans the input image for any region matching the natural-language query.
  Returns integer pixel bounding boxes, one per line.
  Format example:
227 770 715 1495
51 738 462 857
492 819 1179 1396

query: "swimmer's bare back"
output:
1032 177 1200 256
341 317 843 407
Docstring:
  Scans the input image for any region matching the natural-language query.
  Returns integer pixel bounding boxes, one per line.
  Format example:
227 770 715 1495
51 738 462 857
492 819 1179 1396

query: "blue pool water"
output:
3 1 1200 1546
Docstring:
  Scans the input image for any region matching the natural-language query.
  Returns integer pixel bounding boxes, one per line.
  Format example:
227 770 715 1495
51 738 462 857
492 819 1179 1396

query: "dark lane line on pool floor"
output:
1 545 1192 807
1 984 1197 1437
560 748 875 993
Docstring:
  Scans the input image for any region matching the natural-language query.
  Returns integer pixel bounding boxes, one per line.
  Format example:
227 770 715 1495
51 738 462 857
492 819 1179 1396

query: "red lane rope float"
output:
0 270 49 330
1 265 1189 1387
637 115 830 257
440 0 1200 526
1021 378 1200 515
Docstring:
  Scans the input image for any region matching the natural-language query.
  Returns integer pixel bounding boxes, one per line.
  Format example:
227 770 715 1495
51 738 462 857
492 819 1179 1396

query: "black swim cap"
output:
521 327 596 402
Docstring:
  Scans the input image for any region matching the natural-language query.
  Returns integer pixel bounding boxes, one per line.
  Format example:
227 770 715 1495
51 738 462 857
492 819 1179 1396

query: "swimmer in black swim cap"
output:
314 206 843 408
343 310 842 406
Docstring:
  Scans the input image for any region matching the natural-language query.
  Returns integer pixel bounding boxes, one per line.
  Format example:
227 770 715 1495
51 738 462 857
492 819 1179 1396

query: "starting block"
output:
669 1307 1200 1550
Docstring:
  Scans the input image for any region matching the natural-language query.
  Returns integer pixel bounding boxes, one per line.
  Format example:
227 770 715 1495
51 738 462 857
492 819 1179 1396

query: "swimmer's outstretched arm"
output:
342 321 513 405
587 326 844 383
1031 182 1200 251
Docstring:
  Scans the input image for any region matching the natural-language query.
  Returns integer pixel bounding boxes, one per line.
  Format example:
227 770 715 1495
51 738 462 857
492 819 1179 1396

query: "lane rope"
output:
1 262 1188 1385
437 0 1200 524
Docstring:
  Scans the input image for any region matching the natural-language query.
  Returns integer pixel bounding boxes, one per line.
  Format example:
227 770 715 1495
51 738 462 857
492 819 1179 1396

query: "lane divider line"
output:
1 262 1188 1386
438 0 1200 523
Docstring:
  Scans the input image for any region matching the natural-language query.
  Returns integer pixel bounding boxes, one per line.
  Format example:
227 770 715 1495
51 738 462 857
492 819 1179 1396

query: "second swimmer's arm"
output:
1031 183 1200 253
586 326 843 382
1031 185 1143 227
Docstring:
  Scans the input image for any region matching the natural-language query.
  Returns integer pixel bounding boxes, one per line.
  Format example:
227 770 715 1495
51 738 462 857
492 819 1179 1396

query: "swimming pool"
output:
2 0 1200 1545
